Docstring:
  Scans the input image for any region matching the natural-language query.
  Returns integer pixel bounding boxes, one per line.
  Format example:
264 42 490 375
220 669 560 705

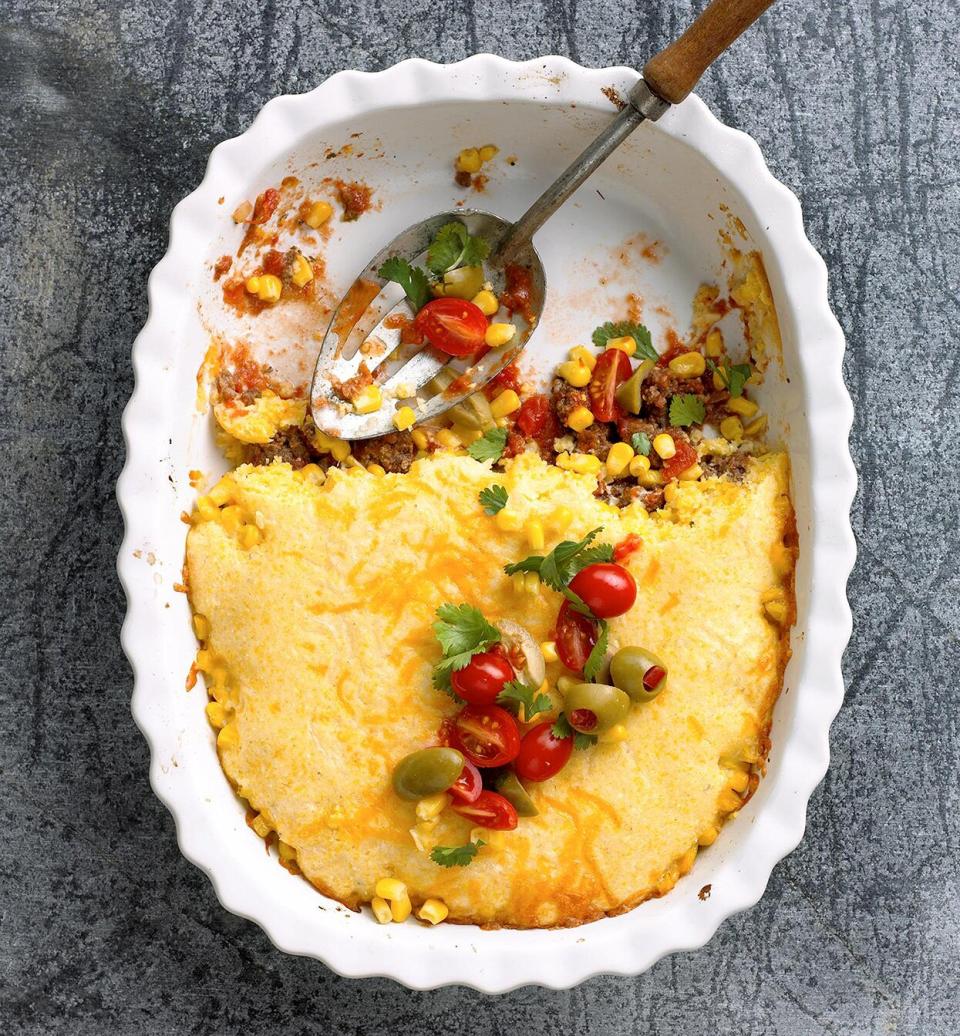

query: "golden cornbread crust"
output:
186 452 796 929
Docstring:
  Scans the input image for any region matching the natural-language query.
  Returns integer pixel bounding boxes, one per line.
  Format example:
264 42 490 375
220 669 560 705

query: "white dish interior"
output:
119 56 855 991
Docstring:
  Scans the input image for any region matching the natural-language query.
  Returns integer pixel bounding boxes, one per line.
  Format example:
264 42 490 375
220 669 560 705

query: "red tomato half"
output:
451 650 515 705
515 395 550 436
448 759 483 804
413 298 488 357
452 705 521 768
451 790 518 830
569 562 637 619
555 599 599 674
588 348 632 422
514 722 574 782
662 438 699 480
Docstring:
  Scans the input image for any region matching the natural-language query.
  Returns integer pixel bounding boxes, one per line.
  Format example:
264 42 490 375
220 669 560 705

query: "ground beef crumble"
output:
701 452 748 481
352 431 416 474
247 426 317 469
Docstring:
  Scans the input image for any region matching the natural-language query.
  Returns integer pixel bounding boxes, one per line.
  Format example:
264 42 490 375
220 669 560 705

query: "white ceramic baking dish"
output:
117 55 855 991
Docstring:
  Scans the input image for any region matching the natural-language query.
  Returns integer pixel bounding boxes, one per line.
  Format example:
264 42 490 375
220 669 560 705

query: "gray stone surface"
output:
1 0 958 1032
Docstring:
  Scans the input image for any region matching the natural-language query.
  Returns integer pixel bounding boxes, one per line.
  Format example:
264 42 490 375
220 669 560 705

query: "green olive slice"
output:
614 359 655 415
564 683 631 733
392 747 464 801
609 646 668 703
495 771 539 817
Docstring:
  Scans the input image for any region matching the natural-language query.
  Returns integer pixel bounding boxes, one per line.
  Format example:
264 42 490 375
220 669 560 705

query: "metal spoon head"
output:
309 210 544 441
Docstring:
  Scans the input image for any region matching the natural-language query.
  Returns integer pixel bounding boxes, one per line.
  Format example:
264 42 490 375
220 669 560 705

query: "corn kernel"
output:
472 289 499 316
195 649 213 672
353 384 383 414
330 439 351 462
719 788 743 814
217 722 238 749
678 844 698 876
712 370 726 391
456 147 482 174
668 351 706 377
568 346 596 371
704 329 724 357
392 406 417 432
606 335 636 356
239 524 262 549
251 274 282 303
540 640 558 663
728 769 750 793
495 509 522 532
418 898 449 925
639 468 664 488
698 825 719 847
743 414 768 437
371 897 393 924
277 840 297 863
416 793 450 821
764 598 788 624
557 359 592 387
411 428 429 451
524 571 540 593
251 814 271 838
566 406 594 432
485 322 517 349
366 463 386 477
629 455 651 477
196 496 219 522
602 723 629 743
219 505 243 534
511 572 527 593
720 416 744 442
727 396 759 418
208 477 235 507
192 613 210 640
571 452 602 473
375 878 412 922
478 144 499 162
290 252 314 287
653 433 676 459
471 827 506 849
300 463 325 484
664 481 680 505
490 389 521 418
605 441 635 477
304 200 333 228
548 505 573 532
678 463 703 481
205 701 227 729
522 518 545 551
434 428 459 450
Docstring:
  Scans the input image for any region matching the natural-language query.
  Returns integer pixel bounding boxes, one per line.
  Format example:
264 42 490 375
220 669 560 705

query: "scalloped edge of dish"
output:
118 54 856 992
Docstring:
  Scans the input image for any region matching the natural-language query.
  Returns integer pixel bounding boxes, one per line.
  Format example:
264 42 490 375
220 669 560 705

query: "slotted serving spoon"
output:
310 0 775 440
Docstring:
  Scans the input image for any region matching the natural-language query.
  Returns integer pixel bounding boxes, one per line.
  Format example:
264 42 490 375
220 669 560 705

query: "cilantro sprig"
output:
426 222 491 275
430 840 484 868
592 321 657 362
432 604 501 694
551 713 598 751
582 620 609 683
504 528 613 593
467 427 508 463
479 484 508 515
378 256 430 311
669 393 706 427
706 358 751 398
497 680 553 722
630 431 651 456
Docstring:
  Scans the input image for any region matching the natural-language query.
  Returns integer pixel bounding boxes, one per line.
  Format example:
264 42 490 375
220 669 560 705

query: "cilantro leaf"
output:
479 484 508 515
706 358 751 398
569 543 614 575
426 221 491 274
379 256 430 311
434 604 501 658
582 619 609 682
430 840 484 868
574 731 599 750
497 680 553 721
669 393 706 427
550 714 596 749
467 427 508 463
592 321 657 361
509 528 602 591
631 431 651 456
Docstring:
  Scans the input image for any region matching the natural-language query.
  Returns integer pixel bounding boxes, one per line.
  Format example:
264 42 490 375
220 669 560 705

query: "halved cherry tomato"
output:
451 789 518 830
555 599 599 674
452 704 521 768
451 650 515 705
514 722 574 782
413 297 488 357
448 759 483 804
613 534 643 563
588 348 632 422
569 562 637 619
662 438 699 480
515 395 550 436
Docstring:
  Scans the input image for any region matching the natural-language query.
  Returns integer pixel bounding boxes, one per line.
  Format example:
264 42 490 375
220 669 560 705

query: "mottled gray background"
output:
1 0 958 1032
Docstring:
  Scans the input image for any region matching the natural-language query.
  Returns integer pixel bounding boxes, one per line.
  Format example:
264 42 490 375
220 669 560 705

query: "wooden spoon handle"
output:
643 0 776 105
